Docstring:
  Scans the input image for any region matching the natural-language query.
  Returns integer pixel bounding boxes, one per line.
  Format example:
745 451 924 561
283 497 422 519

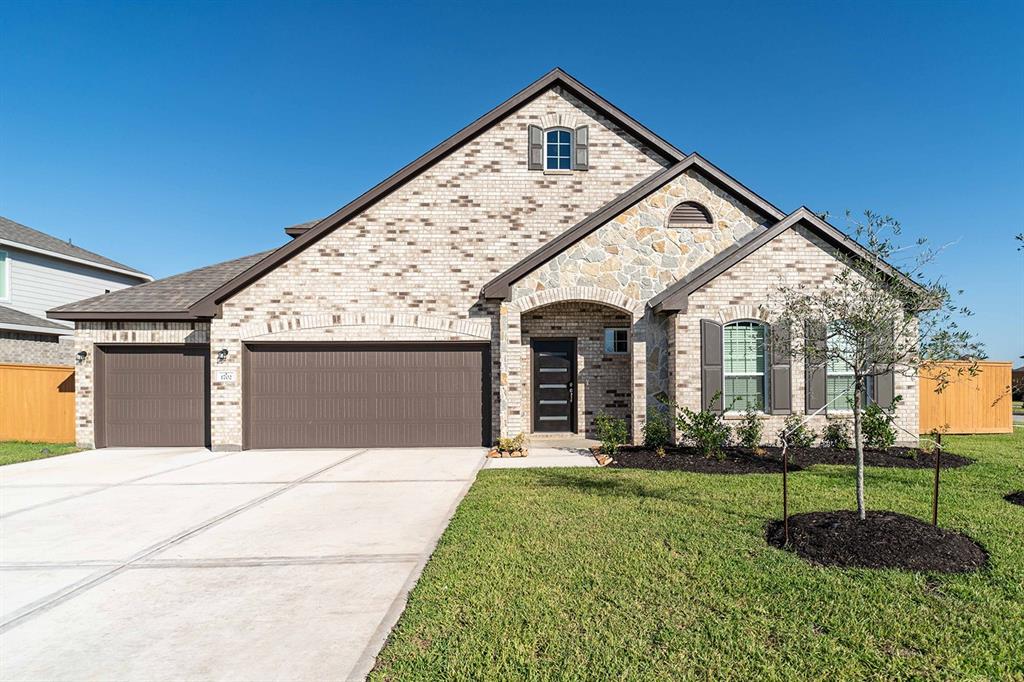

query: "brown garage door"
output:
96 345 209 447
244 343 489 449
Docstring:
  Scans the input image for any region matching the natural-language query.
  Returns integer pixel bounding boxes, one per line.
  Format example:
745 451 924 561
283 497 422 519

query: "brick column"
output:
499 303 523 438
665 312 679 443
631 311 647 445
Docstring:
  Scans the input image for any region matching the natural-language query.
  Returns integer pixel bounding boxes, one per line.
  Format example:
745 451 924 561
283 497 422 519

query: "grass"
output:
372 432 1024 680
0 441 81 467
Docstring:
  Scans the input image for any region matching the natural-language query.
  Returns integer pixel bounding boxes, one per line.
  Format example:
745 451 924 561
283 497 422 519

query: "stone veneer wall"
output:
0 332 74 366
520 302 631 438
671 225 919 445
72 322 210 448
511 169 771 302
209 87 670 449
503 168 773 442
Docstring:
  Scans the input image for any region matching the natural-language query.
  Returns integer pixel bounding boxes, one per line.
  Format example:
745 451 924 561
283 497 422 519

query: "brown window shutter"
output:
528 125 543 170
574 125 589 170
701 319 723 413
804 322 827 413
668 202 713 228
873 368 895 408
770 323 792 414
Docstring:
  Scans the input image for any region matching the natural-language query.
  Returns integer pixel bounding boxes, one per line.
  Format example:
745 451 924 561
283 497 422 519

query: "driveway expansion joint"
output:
0 448 371 633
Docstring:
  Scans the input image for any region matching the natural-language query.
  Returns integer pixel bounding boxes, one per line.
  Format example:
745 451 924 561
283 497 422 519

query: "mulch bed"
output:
606 447 799 474
606 445 971 474
1005 491 1024 507
765 510 988 573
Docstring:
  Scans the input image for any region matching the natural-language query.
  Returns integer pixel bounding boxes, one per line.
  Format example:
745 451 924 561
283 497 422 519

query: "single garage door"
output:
244 343 489 449
96 345 209 447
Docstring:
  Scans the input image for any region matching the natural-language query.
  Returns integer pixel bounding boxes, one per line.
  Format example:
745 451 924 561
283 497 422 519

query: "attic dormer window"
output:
528 125 588 171
667 201 713 228
546 128 572 170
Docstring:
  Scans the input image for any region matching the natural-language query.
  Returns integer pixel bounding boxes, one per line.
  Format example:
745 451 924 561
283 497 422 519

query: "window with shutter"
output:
545 128 573 170
667 202 713 228
722 321 767 412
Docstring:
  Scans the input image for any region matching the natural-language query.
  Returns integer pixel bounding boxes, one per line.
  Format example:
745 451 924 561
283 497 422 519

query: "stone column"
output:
630 311 647 445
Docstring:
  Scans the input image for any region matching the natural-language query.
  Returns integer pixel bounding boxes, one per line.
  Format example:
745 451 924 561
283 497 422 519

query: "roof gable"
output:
648 207 921 313
188 68 684 316
480 153 786 299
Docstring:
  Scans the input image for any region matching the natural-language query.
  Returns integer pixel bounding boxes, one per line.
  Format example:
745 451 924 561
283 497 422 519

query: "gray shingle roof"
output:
48 249 275 317
0 215 149 277
0 304 72 332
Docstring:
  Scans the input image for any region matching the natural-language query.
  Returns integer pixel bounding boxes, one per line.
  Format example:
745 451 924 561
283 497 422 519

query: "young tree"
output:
772 211 983 520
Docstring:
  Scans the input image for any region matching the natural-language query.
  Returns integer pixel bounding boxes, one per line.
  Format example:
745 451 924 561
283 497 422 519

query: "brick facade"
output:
67 81 919 450
206 87 670 450
72 322 210 448
0 332 74 366
670 226 918 445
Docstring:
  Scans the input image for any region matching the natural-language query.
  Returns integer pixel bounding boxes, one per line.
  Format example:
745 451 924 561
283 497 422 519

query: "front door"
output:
531 338 576 433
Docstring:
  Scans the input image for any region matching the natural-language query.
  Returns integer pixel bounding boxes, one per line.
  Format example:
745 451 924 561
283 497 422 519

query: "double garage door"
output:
96 343 489 449
244 344 490 449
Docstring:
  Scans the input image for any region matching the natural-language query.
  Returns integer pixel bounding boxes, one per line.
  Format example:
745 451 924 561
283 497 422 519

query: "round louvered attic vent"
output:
667 201 713 228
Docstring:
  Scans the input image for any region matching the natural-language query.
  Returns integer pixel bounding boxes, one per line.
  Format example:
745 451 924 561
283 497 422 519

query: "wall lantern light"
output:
216 348 229 363
75 350 88 365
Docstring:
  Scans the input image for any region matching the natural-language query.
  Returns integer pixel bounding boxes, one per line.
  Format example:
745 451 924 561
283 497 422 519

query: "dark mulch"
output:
606 445 971 474
1005 491 1024 507
766 510 988 573
607 446 800 474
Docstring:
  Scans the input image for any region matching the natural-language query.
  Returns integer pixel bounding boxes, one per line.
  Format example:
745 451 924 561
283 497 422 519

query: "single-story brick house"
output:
49 68 918 450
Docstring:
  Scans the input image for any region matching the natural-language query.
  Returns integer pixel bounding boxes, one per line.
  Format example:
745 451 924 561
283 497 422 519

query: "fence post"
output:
932 433 942 526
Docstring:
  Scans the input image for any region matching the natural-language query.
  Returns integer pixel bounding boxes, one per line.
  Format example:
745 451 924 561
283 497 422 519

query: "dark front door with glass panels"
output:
532 338 576 433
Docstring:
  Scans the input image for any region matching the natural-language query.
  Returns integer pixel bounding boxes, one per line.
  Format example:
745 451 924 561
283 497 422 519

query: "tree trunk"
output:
853 382 866 520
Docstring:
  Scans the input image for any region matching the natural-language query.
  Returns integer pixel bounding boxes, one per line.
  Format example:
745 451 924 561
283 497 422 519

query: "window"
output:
0 250 8 301
604 328 628 354
546 128 572 170
667 201 713 228
824 329 875 411
723 321 766 411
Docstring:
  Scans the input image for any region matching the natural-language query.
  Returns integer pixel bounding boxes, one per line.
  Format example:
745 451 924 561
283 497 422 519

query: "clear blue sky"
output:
2 0 1021 362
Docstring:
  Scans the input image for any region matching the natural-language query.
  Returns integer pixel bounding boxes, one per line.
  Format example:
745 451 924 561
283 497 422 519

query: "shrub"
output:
821 419 852 449
862 395 902 449
643 408 672 449
594 413 629 454
496 433 526 453
675 395 731 459
778 415 817 448
732 406 764 449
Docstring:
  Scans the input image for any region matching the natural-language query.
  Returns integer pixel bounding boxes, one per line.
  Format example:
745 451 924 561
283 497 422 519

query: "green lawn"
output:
0 441 81 467
373 432 1024 680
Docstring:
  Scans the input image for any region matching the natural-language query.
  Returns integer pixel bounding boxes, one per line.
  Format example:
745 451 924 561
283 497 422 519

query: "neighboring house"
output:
0 216 150 366
49 68 919 450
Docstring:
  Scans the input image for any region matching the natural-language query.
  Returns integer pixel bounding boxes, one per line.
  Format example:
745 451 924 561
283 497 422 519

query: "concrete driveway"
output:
0 446 484 681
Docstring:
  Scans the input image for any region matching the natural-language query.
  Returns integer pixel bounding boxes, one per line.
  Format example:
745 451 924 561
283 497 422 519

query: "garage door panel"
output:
245 344 488 448
99 346 209 447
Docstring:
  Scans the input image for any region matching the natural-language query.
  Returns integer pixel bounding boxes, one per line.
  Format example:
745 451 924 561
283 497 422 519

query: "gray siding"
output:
3 246 142 322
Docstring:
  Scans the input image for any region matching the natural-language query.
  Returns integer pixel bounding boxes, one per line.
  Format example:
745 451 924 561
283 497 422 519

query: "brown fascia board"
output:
187 68 686 316
649 207 923 314
480 153 787 299
47 310 196 321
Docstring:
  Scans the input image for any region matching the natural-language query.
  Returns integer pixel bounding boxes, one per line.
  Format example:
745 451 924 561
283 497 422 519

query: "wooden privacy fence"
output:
0 364 76 442
919 361 1013 434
